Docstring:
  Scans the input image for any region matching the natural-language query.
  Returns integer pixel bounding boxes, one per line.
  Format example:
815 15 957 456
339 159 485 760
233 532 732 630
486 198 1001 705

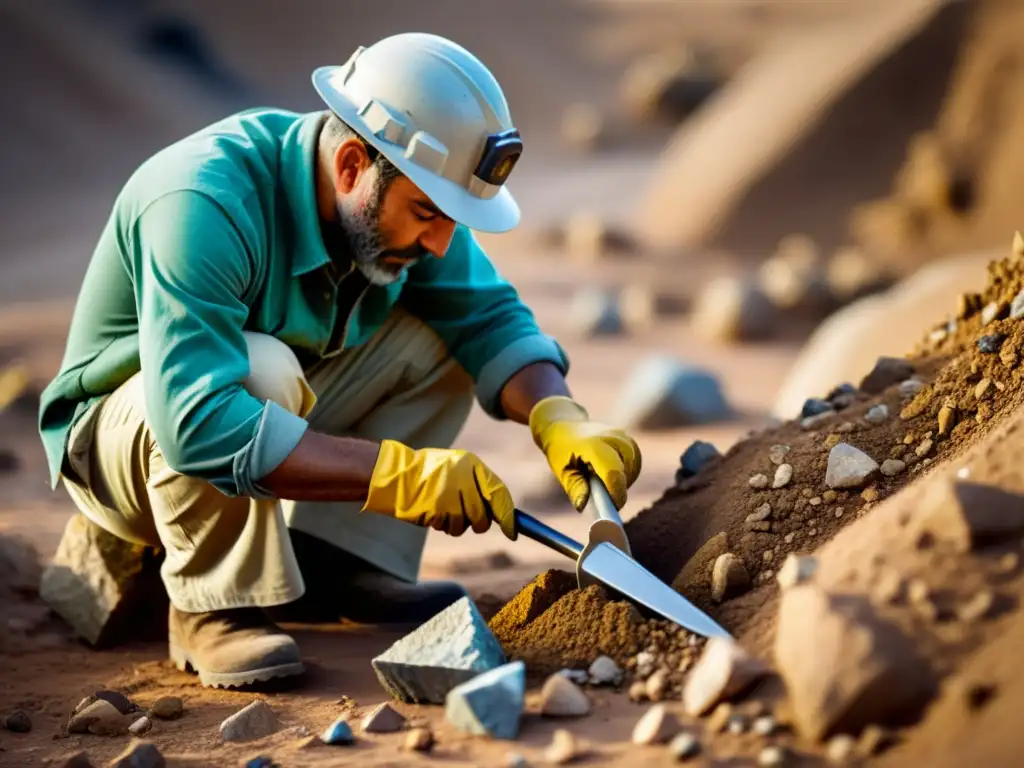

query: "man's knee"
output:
243 333 317 418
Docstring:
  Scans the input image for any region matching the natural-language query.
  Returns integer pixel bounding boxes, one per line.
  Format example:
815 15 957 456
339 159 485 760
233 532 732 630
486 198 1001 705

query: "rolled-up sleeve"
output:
129 191 308 497
398 225 570 419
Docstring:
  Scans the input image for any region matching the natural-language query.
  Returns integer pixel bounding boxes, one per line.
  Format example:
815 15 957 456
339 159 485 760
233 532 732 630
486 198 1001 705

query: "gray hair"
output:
319 112 403 189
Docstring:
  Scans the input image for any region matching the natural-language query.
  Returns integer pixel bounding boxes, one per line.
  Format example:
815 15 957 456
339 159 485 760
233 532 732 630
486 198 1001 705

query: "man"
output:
38 32 641 688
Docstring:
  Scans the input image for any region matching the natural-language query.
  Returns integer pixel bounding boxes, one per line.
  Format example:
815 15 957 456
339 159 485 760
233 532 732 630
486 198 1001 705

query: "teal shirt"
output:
38 108 569 498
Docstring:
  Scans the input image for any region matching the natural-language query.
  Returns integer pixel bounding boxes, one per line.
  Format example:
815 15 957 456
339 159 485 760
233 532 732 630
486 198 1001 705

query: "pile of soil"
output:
492 242 1024 670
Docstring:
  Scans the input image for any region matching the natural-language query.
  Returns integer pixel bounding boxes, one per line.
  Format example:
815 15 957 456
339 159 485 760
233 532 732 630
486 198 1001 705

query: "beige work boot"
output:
168 605 305 688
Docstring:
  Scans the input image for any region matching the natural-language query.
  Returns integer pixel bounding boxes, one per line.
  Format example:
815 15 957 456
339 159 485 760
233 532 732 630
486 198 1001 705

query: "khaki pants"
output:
62 308 474 613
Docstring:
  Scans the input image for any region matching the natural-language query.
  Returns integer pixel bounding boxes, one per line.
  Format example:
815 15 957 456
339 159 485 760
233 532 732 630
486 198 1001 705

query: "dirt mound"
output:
493 240 1024 678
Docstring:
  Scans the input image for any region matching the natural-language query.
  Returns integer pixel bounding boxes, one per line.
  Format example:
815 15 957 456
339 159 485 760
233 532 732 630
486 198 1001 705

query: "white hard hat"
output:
312 33 523 233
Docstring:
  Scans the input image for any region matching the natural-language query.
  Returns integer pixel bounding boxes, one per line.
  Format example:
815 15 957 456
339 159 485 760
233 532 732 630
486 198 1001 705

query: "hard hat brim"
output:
313 66 521 234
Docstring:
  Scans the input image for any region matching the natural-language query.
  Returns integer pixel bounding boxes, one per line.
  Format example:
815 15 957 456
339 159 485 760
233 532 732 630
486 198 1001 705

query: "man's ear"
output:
333 138 371 195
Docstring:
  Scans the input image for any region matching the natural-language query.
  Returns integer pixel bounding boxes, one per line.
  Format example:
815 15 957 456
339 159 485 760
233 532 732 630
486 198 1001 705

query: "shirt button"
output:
323 291 331 301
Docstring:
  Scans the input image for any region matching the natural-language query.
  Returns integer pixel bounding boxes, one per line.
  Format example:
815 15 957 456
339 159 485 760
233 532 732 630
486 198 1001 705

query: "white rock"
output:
539 674 591 717
899 378 925 398
682 637 770 716
773 464 793 489
825 444 879 489
746 504 772 523
631 704 680 745
776 555 818 590
711 553 752 603
980 301 1001 325
669 731 701 761
826 734 857 763
749 474 769 489
545 728 580 765
752 715 778 736
128 716 152 735
864 404 889 424
588 655 623 686
220 700 281 743
645 669 669 702
759 745 787 766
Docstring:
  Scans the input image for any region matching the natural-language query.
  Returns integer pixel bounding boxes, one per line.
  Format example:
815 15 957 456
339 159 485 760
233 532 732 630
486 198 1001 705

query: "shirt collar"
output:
280 111 333 277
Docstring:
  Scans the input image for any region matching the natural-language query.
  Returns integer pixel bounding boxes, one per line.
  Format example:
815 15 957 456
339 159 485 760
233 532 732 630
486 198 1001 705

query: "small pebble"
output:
632 703 680 745
864 404 889 424
916 438 934 457
981 301 1002 325
646 669 668 702
808 497 822 506
978 334 1005 354
322 718 355 746
540 674 592 716
858 724 895 756
669 731 701 761
629 681 648 703
752 715 778 736
784 532 796 544
772 464 793 489
707 703 733 733
559 668 590 686
861 487 879 502
768 445 791 465
975 378 993 400
763 550 774 563
826 734 857 763
725 714 747 734
506 752 527 768
801 398 832 417
405 727 434 752
938 405 957 436
113 742 167 768
746 504 772 523
245 757 275 768
957 589 995 622
1010 288 1024 319
4 710 31 733
880 459 906 476
94 690 133 715
759 745 788 766
150 696 183 721
835 507 844 518
749 474 769 490
899 378 924 397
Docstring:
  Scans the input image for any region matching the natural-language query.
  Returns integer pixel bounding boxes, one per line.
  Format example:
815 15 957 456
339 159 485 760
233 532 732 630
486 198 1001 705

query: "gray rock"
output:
632 703 680 745
859 357 915 394
614 356 731 430
1011 289 1024 319
219 701 282 743
801 411 836 430
94 690 133 715
570 287 624 337
670 731 701 761
588 655 623 686
864 404 889 425
128 717 152 736
109 741 165 768
372 597 505 704
825 444 879 489
360 703 406 733
773 464 793 489
712 554 752 603
539 674 591 717
505 752 528 768
678 440 721 480
978 334 1005 354
445 660 525 740
774 584 935 740
322 717 355 745
691 275 777 342
880 459 906 477
39 514 167 647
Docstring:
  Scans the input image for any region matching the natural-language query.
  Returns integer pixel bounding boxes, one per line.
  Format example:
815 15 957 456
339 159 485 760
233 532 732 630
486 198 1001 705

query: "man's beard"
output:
335 171 427 286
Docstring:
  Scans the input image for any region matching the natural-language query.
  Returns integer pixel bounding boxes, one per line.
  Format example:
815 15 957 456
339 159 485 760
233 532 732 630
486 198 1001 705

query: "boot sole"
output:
169 640 306 689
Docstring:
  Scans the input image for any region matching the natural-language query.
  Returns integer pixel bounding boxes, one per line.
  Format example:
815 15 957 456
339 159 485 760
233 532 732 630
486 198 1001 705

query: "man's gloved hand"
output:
529 396 641 511
361 439 517 540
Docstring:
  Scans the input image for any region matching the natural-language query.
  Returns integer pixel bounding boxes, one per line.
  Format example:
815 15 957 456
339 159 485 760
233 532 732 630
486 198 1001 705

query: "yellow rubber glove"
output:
529 396 642 511
361 439 517 540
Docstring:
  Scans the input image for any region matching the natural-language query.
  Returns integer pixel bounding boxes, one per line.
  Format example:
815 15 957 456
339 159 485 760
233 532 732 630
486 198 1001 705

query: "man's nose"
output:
419 219 457 258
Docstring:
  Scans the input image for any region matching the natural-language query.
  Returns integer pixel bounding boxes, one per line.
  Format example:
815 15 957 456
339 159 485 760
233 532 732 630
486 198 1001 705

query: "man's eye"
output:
414 212 435 222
